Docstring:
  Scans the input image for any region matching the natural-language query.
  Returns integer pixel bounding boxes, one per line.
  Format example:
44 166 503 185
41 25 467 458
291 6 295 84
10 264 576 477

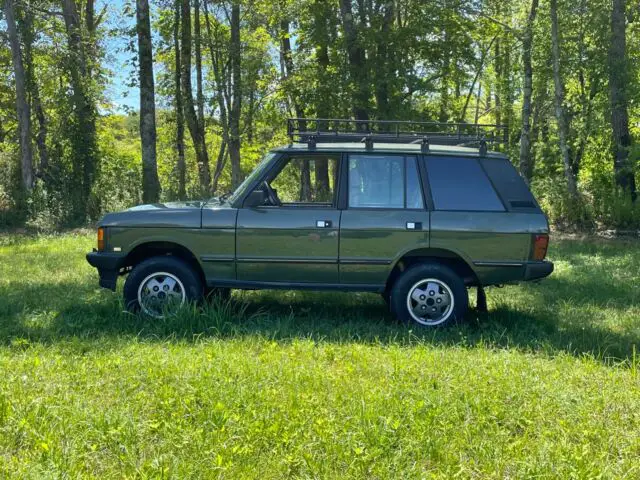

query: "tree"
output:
174 0 187 199
4 0 34 192
62 0 100 221
228 1 242 187
181 0 211 194
549 0 578 199
202 0 229 194
20 6 49 183
311 0 332 199
609 0 636 200
137 0 162 203
194 0 205 134
338 0 369 122
373 0 395 119
280 18 310 201
518 0 539 183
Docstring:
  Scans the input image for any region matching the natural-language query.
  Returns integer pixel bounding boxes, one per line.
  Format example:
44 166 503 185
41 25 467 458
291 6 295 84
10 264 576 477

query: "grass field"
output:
0 233 639 478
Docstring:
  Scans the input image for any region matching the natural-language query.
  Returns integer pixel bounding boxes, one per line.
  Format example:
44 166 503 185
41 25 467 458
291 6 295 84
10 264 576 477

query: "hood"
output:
126 200 205 211
99 200 206 228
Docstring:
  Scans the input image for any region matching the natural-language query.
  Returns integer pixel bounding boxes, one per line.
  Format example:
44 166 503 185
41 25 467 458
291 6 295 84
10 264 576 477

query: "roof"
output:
273 142 509 159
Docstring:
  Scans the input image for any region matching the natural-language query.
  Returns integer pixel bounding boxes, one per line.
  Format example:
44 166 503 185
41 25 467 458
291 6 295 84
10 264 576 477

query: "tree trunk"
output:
460 36 497 122
502 37 514 139
203 0 230 194
194 0 205 134
62 0 99 221
174 0 186 199
181 0 211 193
32 81 49 180
550 0 578 199
494 38 501 126
211 140 227 194
246 88 255 143
4 0 34 192
474 82 482 125
609 0 636 200
439 28 451 123
339 0 369 123
280 19 310 200
313 3 331 199
137 0 161 204
374 0 394 119
519 0 539 183
21 8 49 181
228 2 242 188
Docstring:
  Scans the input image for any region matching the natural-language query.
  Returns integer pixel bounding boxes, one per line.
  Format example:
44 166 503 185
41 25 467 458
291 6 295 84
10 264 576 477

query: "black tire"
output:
123 256 204 317
389 262 468 327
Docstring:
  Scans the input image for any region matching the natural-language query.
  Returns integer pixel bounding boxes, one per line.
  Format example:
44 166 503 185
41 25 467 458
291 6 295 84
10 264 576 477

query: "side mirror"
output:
244 189 266 208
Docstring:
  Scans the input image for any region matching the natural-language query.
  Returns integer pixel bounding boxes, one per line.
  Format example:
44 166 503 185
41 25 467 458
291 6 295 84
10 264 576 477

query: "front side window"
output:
268 155 338 206
349 155 424 209
426 156 505 211
229 152 275 205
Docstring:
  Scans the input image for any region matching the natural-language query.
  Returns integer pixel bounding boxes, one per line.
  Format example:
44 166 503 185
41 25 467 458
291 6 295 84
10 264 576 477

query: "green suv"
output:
87 119 553 327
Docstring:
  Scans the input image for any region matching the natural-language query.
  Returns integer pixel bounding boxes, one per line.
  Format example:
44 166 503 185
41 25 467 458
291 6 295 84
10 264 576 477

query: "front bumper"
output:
86 251 127 291
524 261 554 281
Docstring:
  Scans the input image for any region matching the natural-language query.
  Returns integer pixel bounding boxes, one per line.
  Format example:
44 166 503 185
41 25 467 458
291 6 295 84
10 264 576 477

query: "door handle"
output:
406 222 423 230
316 220 332 228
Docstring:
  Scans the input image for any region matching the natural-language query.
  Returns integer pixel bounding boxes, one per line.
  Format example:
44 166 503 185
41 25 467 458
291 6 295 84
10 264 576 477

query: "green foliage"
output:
1 233 640 476
0 150 27 226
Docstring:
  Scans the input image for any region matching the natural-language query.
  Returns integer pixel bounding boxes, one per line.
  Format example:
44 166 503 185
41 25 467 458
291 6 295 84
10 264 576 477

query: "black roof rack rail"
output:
287 118 508 155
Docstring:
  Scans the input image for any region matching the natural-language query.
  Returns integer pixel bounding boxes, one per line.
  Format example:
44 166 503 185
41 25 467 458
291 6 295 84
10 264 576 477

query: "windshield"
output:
227 152 276 205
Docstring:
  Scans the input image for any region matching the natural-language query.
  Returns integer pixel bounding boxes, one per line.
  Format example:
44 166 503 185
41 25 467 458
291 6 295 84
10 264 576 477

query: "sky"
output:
102 0 139 111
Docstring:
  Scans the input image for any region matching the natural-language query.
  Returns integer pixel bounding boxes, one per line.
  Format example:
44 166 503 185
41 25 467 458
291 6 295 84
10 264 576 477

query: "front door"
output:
236 153 341 284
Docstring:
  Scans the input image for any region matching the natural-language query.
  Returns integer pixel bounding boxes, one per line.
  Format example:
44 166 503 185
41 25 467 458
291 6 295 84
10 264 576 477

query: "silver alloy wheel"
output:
406 278 455 326
137 271 186 318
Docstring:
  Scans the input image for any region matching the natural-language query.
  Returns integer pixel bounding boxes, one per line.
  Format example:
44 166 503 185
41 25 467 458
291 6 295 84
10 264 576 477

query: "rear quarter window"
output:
480 158 541 212
425 156 505 212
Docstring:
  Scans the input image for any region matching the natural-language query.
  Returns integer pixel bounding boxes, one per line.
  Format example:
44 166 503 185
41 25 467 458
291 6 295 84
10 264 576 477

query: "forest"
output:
0 0 639 230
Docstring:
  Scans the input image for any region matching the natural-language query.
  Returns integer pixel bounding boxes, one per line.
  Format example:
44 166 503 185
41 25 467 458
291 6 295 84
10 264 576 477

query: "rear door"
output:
339 154 430 287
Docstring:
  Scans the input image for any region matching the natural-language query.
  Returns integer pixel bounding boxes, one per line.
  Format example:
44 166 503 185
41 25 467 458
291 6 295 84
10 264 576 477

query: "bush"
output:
533 175 593 231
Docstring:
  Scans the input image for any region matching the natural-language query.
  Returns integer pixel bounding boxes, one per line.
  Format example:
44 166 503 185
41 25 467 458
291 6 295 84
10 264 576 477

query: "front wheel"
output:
389 263 468 327
124 256 204 318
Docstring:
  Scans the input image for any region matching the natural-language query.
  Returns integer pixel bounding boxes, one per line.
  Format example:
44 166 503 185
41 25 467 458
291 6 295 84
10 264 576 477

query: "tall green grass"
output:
0 233 639 478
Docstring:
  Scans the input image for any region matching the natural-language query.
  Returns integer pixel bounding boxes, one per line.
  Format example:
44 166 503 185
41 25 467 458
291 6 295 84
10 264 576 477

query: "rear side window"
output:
480 158 540 211
425 156 505 212
349 155 424 209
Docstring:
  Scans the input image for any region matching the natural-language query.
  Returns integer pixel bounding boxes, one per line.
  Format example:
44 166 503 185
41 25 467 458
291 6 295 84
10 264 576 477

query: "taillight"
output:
97 227 105 252
533 234 549 261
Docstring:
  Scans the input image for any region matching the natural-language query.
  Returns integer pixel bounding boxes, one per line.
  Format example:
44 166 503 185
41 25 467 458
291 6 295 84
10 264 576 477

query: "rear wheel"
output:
124 256 204 318
389 263 468 327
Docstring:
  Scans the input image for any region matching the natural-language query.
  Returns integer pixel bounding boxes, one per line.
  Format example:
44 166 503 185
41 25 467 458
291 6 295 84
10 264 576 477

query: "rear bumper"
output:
86 252 126 291
524 261 554 281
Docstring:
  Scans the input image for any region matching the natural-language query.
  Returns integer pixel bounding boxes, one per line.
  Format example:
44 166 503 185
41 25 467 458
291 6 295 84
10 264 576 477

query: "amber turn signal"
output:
533 234 549 261
97 227 105 252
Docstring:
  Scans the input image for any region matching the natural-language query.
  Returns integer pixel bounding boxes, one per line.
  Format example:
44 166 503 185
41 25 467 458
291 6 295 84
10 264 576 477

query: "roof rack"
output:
287 118 508 155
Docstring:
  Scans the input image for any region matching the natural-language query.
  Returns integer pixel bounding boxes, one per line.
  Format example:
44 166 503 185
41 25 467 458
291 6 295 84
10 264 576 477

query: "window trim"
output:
423 156 507 213
346 154 426 211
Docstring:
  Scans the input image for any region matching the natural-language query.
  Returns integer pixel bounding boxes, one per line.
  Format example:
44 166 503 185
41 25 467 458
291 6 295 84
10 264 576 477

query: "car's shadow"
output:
1 272 638 365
